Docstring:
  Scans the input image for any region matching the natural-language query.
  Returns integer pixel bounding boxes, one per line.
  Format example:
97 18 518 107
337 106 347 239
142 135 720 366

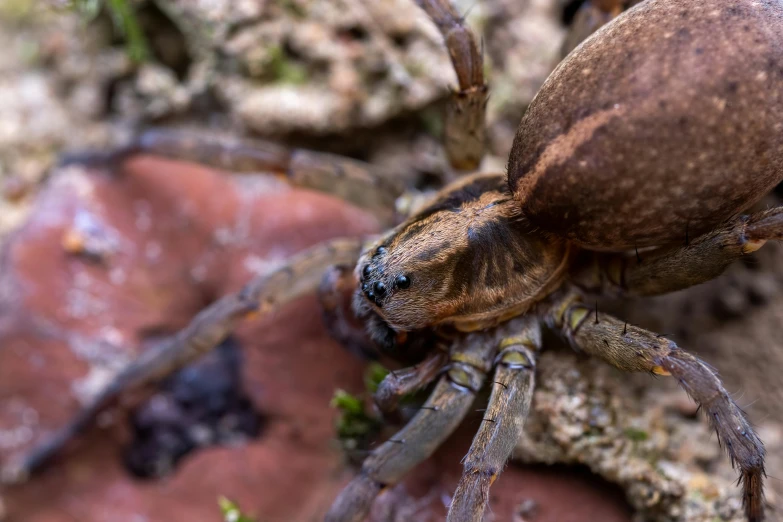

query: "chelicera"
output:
2 0 782 521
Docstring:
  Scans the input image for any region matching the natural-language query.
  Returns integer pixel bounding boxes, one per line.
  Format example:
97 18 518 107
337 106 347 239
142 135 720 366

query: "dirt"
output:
0 1 781 521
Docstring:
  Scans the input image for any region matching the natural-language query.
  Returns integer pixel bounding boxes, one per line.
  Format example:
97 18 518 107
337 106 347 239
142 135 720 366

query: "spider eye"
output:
395 275 411 289
375 246 387 256
373 281 387 296
362 264 371 278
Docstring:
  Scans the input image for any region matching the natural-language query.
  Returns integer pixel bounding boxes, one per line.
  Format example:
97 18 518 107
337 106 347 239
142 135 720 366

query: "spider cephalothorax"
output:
355 173 569 333
3 1 783 521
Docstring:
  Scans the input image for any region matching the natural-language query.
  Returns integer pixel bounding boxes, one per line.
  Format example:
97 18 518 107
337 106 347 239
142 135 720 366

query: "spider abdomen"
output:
508 0 783 251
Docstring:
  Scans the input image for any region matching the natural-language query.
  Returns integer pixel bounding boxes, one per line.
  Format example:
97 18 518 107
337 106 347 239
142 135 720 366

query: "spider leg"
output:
60 129 405 227
573 206 783 297
415 0 487 172
373 350 448 415
325 321 506 522
549 293 766 522
447 318 540 522
0 237 365 486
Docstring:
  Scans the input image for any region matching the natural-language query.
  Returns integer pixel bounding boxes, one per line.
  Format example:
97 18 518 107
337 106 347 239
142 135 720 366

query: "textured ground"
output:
0 1 781 521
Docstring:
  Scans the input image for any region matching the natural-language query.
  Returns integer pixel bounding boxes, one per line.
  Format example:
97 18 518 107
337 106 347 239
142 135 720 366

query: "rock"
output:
0 156 378 521
516 348 776 521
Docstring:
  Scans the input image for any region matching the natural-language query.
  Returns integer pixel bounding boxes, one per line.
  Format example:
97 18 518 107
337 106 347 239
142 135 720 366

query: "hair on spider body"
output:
352 172 570 335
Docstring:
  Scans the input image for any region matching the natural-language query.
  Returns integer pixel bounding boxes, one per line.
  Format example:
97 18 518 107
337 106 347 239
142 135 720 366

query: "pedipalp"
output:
373 349 448 415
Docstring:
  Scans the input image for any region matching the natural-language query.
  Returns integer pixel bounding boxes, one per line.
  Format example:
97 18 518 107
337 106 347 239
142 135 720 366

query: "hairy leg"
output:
549 292 766 522
448 318 540 522
572 206 783 297
1 237 365 485
325 321 514 522
415 0 487 172
373 350 448 414
60 129 405 227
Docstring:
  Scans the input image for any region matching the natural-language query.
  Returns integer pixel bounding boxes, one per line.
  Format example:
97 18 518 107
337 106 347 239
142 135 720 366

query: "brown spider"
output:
3 0 783 521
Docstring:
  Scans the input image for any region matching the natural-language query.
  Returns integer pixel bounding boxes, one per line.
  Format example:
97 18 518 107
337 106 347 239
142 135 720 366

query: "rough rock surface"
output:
1 0 782 521
0 0 563 236
0 157 378 522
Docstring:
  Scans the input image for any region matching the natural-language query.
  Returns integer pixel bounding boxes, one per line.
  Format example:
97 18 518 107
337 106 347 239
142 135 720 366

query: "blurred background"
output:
0 1 780 521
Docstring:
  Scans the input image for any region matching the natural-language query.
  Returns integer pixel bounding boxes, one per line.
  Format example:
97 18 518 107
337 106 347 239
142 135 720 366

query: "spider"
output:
2 0 783 521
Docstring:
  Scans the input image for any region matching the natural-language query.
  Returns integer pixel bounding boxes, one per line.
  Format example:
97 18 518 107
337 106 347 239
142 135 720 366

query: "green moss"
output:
105 0 148 62
331 389 364 416
624 427 649 442
69 0 148 62
364 363 389 393
219 497 256 522
274 0 307 18
331 389 381 440
264 45 309 85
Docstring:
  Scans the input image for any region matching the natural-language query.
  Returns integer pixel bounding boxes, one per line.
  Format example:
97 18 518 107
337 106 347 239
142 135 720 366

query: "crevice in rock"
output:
124 336 264 479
